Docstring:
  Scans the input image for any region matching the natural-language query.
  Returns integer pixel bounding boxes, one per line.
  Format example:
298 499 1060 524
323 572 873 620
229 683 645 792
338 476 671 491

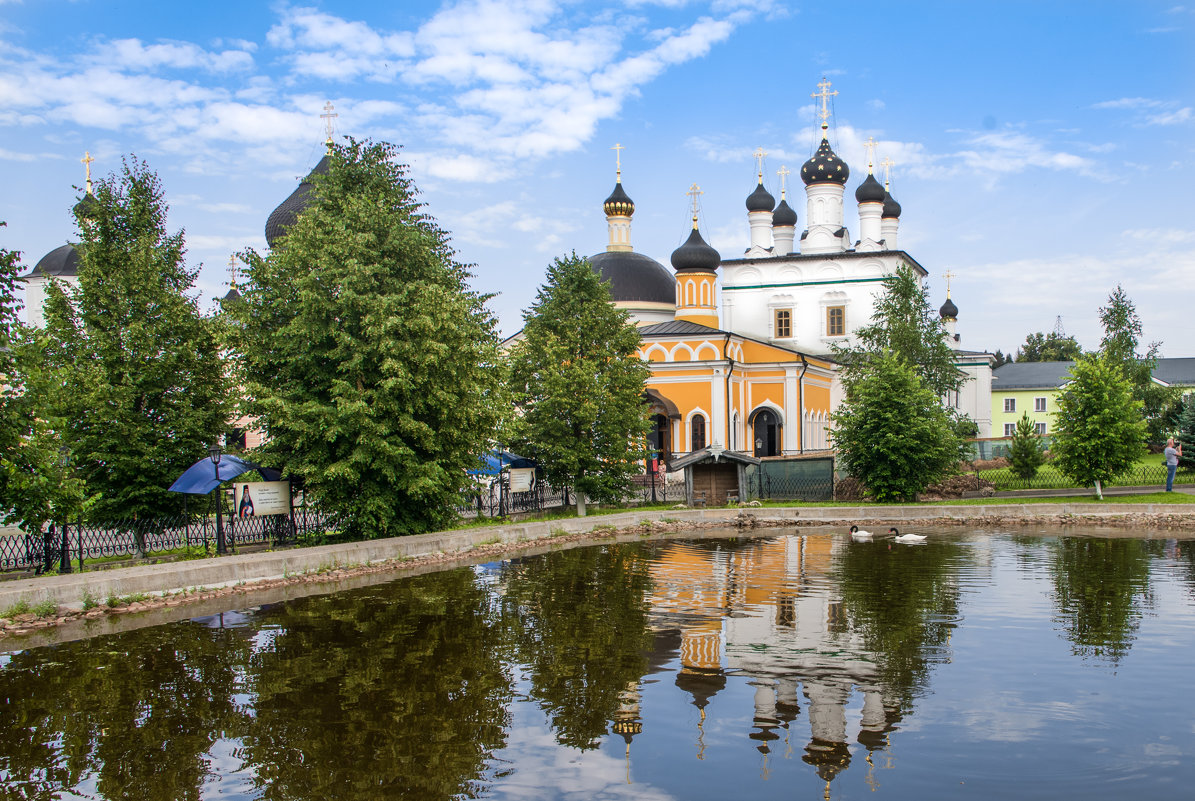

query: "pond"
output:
3 526 1195 800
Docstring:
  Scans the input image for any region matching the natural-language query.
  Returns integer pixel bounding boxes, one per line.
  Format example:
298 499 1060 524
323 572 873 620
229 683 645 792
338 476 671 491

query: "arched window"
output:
691 414 706 451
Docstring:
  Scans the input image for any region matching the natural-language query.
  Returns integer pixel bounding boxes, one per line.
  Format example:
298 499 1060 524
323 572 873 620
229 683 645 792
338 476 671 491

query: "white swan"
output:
889 527 926 544
849 525 874 541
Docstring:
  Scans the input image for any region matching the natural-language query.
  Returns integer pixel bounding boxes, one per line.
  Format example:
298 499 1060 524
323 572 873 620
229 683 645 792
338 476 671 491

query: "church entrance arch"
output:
749 408 781 458
648 413 671 464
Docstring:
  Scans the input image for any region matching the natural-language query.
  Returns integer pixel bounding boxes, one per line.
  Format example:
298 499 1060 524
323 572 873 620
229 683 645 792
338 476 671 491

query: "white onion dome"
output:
265 155 332 248
603 181 635 217
855 173 886 204
772 198 797 227
882 189 902 219
801 137 850 186
670 226 721 273
745 181 775 213
939 297 958 319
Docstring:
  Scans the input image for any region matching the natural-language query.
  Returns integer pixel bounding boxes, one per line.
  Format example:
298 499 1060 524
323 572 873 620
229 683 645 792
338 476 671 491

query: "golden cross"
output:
686 183 703 226
864 136 877 173
753 146 768 180
811 78 837 125
943 269 955 298
81 151 94 192
321 101 338 145
880 156 895 189
777 165 790 198
611 142 624 178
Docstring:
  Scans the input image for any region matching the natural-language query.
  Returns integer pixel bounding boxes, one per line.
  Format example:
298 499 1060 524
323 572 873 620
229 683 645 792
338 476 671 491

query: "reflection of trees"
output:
1172 540 1195 603
834 540 963 709
242 570 512 801
0 623 251 801
499 544 654 750
1049 537 1155 663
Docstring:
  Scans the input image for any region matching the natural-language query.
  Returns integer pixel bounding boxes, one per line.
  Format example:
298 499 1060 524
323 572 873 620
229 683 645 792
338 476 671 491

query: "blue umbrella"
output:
168 455 280 495
466 450 536 476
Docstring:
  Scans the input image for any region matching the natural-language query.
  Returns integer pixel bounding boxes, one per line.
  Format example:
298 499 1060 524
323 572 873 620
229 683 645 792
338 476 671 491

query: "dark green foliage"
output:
835 264 964 398
232 139 503 538
1049 538 1153 663
1015 331 1083 362
0 228 22 507
1008 411 1045 479
1177 395 1195 468
1051 354 1146 497
1099 285 1178 442
508 253 651 511
34 162 230 522
830 352 961 502
991 349 1012 368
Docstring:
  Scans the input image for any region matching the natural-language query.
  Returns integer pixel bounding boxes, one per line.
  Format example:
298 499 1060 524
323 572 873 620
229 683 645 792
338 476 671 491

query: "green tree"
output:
830 352 961 502
1176 395 1195 469
507 253 651 515
1015 331 1083 362
835 263 964 399
1008 411 1045 479
33 162 230 522
232 139 503 538
1099 285 1178 442
991 349 1011 368
0 228 24 514
1051 354 1146 499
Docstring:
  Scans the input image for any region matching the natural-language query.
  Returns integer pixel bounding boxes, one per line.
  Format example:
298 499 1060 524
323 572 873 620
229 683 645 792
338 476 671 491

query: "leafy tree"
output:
991 349 1012 368
232 139 503 538
1008 411 1045 479
1015 331 1083 362
0 228 24 513
33 162 230 522
1050 354 1146 499
1099 285 1178 442
1177 395 1195 469
830 352 961 502
835 263 964 399
508 253 651 515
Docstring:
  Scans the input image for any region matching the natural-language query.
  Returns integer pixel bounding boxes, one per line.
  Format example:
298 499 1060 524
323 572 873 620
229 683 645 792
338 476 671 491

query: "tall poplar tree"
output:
232 139 503 538
508 253 650 515
38 160 230 521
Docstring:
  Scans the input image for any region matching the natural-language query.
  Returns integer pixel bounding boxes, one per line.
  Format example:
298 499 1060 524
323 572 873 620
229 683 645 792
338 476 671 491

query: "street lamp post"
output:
209 444 226 555
58 447 72 574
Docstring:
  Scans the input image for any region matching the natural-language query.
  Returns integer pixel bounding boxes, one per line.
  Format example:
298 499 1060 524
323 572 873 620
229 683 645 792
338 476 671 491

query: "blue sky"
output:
2 0 1192 356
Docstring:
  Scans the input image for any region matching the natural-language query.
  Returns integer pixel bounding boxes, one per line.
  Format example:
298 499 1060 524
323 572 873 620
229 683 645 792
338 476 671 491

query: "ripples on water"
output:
2 527 1194 800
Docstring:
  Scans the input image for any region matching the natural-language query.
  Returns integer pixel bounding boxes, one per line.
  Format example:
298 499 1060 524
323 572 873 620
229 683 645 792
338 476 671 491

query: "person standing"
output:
1164 437 1183 492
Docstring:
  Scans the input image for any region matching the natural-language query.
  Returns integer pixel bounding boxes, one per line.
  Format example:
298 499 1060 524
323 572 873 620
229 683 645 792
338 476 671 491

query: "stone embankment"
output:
3 503 1194 643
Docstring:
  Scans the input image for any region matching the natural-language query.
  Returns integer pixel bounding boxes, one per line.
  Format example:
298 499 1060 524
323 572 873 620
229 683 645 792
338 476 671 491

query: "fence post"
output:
59 520 71 574
77 518 84 572
43 525 54 574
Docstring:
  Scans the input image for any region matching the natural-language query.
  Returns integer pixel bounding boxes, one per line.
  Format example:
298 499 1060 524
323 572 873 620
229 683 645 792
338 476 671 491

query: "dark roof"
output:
73 192 100 221
587 250 676 305
668 445 760 472
639 320 725 337
939 297 958 319
603 181 634 217
264 154 331 248
855 173 886 204
772 197 797 227
1151 358 1195 386
992 361 1076 389
22 243 80 279
670 227 720 272
801 137 849 186
882 189 902 219
746 181 775 213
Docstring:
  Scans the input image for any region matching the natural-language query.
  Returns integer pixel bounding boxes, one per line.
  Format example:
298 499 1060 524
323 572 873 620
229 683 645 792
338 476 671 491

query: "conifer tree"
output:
232 139 503 538
37 160 230 521
1051 355 1145 499
1008 411 1045 480
507 253 651 516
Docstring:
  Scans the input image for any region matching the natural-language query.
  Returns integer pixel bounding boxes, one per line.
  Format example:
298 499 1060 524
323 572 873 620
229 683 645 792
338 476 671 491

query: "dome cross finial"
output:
81 151 95 193
880 156 895 189
812 78 837 131
611 142 625 181
864 137 877 174
943 268 955 299
753 146 768 181
777 165 790 199
321 101 338 149
686 182 703 229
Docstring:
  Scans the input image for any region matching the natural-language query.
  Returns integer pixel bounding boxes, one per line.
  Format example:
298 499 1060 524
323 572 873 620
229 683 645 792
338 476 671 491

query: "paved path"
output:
4 500 1194 612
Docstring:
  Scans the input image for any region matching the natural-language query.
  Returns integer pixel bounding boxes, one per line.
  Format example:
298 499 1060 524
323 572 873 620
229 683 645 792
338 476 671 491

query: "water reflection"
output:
1 529 1193 800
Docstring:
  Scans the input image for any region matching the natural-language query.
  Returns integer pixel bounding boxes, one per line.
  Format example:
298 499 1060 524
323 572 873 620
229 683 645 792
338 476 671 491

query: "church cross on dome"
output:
812 78 837 131
611 142 625 180
321 102 338 148
228 255 238 289
880 156 895 189
943 268 955 298
864 137 877 173
686 183 703 228
753 146 768 180
777 165 790 199
81 151 94 193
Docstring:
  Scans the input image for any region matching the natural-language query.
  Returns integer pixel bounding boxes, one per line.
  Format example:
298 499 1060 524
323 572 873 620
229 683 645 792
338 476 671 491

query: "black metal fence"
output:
457 469 678 519
973 462 1194 492
744 457 836 502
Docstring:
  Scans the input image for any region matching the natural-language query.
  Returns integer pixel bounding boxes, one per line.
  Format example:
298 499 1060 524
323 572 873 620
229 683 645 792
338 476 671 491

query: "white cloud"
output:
98 39 255 73
1092 97 1192 126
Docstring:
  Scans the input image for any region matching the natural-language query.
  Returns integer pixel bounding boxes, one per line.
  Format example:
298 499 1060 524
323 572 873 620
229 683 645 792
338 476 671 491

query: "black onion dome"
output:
72 192 100 222
587 251 676 304
855 173 886 203
265 154 332 248
670 227 721 273
882 190 902 219
603 181 635 217
772 197 797 227
801 137 850 186
22 243 80 279
939 297 958 319
746 181 775 213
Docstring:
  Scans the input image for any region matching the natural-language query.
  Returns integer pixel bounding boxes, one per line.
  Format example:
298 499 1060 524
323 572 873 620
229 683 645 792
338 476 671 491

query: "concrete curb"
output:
3 503 1194 610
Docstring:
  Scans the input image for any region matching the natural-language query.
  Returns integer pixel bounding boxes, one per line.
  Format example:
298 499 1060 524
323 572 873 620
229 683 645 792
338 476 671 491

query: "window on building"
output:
774 308 792 338
1035 397 1046 412
691 414 706 451
1004 398 1016 413
1035 422 1047 436
826 306 845 337
1004 423 1016 437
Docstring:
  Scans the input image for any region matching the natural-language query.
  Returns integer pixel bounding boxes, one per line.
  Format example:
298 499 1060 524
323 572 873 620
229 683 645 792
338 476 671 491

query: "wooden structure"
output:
668 445 761 506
